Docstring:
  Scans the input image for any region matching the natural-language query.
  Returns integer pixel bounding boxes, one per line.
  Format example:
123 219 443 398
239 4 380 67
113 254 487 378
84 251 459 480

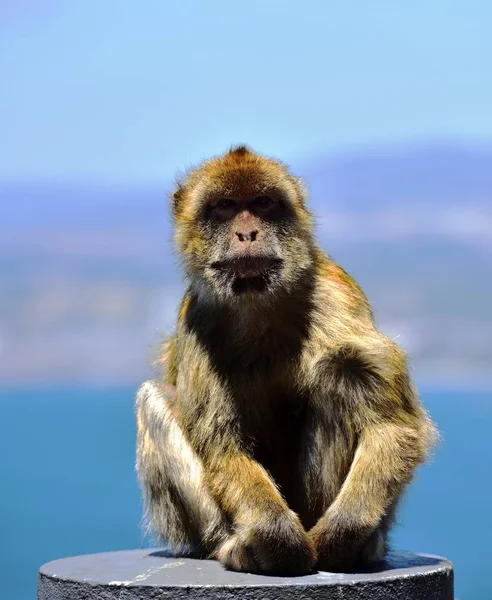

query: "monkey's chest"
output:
244 395 306 501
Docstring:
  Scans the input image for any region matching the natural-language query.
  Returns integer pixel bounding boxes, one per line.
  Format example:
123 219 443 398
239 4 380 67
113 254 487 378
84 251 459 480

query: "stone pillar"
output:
38 549 454 600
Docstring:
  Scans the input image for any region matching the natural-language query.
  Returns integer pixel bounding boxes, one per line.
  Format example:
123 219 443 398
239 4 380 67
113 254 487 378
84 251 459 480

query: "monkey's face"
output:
173 147 315 304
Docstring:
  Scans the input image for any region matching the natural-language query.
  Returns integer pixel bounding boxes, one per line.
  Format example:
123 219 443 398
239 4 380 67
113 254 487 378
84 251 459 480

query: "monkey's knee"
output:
136 380 227 554
136 379 176 433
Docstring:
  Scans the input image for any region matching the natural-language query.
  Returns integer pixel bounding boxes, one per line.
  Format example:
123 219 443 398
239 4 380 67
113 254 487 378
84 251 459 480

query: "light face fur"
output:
136 145 437 575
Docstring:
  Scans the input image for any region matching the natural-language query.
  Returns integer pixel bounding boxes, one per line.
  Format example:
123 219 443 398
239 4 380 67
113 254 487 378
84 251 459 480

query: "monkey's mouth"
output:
211 256 283 294
211 256 282 277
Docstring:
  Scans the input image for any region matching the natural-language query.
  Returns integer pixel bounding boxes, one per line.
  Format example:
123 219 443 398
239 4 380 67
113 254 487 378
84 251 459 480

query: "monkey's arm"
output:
310 420 426 570
193 418 316 572
310 338 435 570
175 369 316 573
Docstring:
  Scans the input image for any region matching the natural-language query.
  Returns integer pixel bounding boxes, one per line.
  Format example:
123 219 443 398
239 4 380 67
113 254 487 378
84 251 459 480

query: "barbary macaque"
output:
136 145 436 574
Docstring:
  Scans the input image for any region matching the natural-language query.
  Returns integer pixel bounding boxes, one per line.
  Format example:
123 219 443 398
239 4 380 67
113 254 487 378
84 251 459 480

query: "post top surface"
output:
39 549 452 589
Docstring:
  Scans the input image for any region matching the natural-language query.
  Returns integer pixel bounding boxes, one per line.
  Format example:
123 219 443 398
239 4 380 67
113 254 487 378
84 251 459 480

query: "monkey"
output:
135 145 437 575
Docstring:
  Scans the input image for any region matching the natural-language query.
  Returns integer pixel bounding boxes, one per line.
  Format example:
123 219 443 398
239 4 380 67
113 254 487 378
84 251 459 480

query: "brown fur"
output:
136 145 437 574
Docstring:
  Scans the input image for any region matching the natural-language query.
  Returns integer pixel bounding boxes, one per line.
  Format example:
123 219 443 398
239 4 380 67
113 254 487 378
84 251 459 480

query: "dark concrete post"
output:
38 549 454 600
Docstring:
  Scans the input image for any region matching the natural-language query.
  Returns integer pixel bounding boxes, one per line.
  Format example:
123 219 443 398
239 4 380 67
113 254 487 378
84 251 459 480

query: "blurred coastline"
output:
2 141 491 389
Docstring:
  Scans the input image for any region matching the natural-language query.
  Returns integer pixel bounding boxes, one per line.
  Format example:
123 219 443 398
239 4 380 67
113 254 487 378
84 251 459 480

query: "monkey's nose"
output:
235 230 258 242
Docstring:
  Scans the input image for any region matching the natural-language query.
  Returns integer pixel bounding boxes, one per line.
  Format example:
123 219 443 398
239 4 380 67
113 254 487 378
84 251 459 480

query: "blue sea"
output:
1 387 491 600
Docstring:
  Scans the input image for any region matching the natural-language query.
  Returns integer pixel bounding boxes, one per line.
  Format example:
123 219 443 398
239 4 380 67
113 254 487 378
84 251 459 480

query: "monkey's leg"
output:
136 380 229 557
307 343 434 572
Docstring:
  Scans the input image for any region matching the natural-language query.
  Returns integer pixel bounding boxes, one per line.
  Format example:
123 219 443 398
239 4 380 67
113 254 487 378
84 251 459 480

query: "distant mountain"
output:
2 141 491 229
295 143 492 246
297 141 492 210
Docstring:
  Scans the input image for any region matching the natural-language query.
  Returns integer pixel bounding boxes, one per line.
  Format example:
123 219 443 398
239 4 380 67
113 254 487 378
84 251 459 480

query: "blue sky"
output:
1 0 491 183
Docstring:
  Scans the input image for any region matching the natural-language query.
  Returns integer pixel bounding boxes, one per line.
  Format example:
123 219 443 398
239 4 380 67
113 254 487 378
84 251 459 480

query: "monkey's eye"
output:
253 196 274 207
250 196 280 216
216 199 236 209
209 198 237 221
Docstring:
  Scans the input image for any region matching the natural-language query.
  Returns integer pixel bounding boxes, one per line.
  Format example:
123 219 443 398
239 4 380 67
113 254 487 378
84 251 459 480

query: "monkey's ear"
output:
171 184 184 216
294 176 309 204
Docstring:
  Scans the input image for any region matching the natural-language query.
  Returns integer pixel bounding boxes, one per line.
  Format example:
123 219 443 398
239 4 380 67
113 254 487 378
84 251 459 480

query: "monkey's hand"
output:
216 507 317 575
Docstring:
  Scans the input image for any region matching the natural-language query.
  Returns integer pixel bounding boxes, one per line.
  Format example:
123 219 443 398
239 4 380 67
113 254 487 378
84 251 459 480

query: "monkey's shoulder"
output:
315 255 374 323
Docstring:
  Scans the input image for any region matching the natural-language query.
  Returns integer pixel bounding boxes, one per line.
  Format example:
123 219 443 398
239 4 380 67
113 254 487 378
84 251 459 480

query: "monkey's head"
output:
172 146 315 304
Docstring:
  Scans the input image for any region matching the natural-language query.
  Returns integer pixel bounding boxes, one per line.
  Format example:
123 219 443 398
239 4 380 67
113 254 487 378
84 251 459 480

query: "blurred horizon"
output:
2 1 492 387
